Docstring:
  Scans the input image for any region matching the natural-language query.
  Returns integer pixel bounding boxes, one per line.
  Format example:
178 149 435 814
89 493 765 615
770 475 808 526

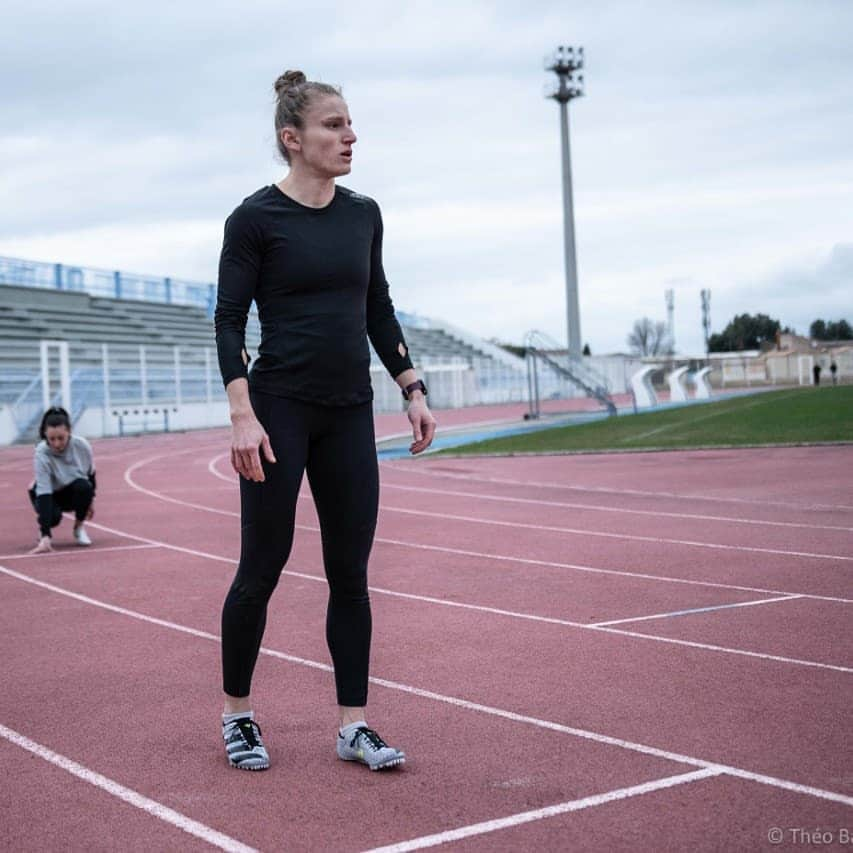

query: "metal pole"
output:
526 351 535 418
139 345 148 405
545 46 584 359
40 340 50 411
204 347 213 405
59 342 71 412
173 346 182 406
102 344 111 411
559 100 581 358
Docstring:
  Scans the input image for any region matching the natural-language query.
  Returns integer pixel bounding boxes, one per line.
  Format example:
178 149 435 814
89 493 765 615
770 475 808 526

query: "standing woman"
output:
215 70 436 772
28 407 96 553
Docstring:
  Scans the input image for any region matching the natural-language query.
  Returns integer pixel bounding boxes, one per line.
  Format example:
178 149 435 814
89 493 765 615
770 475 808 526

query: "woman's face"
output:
286 95 357 178
45 425 70 454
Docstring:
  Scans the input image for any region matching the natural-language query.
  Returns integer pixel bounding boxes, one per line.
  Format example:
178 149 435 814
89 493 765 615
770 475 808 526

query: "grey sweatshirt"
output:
34 435 95 496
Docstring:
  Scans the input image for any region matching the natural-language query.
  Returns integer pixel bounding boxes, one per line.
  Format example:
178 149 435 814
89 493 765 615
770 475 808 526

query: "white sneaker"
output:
73 526 92 546
336 725 405 770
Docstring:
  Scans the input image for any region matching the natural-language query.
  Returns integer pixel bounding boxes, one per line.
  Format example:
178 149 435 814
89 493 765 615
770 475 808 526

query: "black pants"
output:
221 391 379 706
29 479 94 537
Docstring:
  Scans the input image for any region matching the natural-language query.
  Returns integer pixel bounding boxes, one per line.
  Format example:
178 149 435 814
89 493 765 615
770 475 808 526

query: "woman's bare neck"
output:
276 172 335 208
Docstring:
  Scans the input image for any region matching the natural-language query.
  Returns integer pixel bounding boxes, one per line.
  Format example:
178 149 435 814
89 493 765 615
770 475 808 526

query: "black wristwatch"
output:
402 379 428 400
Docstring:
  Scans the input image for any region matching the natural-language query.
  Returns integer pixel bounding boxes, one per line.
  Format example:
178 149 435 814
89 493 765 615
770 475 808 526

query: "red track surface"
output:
1 410 851 852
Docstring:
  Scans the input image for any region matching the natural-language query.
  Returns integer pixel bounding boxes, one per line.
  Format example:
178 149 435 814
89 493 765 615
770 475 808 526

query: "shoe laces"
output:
232 719 262 749
351 726 387 752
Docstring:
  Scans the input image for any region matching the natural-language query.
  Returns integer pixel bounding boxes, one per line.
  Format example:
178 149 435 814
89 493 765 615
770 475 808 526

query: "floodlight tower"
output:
701 289 712 354
665 288 675 353
545 45 584 358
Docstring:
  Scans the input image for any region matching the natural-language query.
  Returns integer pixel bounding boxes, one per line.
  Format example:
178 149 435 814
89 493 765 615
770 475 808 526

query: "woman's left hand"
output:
85 504 95 521
407 399 436 455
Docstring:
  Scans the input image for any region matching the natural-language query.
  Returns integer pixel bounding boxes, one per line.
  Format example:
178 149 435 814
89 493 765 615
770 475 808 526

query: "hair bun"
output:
274 70 306 95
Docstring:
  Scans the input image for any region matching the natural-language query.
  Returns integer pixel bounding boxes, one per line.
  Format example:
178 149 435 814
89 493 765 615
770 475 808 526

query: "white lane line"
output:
589 594 804 628
282 570 851 674
370 536 852 604
364 768 722 853
0 723 256 853
121 455 853 670
208 452 851 562
585 625 852 673
39 518 853 676
131 452 853 605
376 503 853 563
378 481 853 534
3 564 852 809
0 544 159 561
380 463 853 515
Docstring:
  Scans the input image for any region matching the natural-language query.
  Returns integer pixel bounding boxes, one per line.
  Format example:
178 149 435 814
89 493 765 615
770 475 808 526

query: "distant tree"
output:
811 318 852 340
627 317 669 356
831 319 853 339
810 319 827 340
582 343 591 356
707 313 789 352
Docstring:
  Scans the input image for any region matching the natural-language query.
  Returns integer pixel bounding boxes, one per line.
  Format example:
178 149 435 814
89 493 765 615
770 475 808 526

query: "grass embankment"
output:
446 386 853 455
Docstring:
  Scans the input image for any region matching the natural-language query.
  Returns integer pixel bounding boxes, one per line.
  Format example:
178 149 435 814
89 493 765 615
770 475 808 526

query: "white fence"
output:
1 344 529 443
1 339 657 444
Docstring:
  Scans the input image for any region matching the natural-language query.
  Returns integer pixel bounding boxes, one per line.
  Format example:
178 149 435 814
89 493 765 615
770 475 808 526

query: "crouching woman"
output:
28 407 96 553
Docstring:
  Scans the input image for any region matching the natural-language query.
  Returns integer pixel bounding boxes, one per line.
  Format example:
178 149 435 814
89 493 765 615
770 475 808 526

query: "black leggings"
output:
28 479 94 537
221 391 379 706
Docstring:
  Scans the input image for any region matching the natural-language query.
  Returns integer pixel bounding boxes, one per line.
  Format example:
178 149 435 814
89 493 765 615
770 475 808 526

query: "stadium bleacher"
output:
0 278 531 443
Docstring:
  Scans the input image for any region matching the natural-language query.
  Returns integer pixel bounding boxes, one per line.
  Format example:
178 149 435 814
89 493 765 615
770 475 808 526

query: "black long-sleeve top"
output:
214 184 414 406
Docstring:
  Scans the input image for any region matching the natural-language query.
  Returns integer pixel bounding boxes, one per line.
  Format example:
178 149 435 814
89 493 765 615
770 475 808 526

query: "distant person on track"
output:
812 363 822 386
214 69 436 772
28 407 96 553
830 360 838 385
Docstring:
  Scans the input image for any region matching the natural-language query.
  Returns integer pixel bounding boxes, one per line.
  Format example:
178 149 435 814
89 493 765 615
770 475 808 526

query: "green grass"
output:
444 386 853 455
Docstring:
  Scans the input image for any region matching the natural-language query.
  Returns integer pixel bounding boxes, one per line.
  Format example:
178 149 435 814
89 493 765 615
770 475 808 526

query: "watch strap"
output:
402 380 427 400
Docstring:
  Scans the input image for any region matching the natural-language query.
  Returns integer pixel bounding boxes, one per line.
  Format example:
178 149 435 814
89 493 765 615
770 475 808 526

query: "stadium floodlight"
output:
544 45 585 358
701 289 712 354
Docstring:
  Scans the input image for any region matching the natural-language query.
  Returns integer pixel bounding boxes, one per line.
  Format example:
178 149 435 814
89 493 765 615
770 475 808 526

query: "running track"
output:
1 406 851 851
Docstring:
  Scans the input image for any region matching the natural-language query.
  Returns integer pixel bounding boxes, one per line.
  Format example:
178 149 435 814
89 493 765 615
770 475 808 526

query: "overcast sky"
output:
2 0 851 354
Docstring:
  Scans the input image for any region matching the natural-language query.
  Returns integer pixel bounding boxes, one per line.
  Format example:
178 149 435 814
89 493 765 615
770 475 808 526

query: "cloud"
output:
1 0 852 359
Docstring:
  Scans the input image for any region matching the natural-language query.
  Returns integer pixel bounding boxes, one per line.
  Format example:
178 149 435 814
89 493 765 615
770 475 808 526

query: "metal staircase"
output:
524 330 617 417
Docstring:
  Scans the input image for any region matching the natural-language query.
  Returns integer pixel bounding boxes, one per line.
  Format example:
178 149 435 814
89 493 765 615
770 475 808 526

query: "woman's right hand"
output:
230 412 277 482
30 535 53 554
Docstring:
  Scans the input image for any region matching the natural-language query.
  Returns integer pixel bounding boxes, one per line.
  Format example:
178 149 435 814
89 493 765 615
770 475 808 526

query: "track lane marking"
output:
590 594 804 627
379 461 853 515
207 455 853 562
377 481 853 533
129 455 853 604
3 564 852 808
194 453 853 599
375 503 853 563
0 543 159 561
0 723 256 853
363 768 722 852
106 456 853 673
29 522 851 674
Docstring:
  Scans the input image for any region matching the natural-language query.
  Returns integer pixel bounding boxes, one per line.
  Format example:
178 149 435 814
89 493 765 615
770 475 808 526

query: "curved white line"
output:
201 452 852 562
126 452 853 603
110 454 853 673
